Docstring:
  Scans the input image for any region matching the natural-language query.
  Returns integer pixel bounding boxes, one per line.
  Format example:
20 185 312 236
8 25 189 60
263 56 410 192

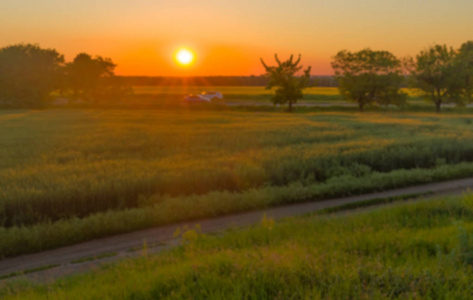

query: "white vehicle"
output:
184 94 210 102
199 91 223 101
184 91 223 103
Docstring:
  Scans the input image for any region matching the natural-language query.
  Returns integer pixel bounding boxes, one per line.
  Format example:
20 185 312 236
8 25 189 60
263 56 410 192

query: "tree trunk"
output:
435 89 442 113
288 100 293 112
466 75 471 103
359 102 364 112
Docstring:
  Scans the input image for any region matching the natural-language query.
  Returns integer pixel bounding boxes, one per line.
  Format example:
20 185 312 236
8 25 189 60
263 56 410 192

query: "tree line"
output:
1 42 472 111
113 75 335 87
0 44 130 108
262 41 473 112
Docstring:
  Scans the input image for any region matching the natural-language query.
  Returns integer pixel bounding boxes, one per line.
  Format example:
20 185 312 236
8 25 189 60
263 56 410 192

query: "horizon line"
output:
115 74 336 77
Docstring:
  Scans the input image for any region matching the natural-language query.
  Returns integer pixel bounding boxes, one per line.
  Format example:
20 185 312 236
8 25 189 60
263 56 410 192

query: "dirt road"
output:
224 101 355 107
2 177 473 282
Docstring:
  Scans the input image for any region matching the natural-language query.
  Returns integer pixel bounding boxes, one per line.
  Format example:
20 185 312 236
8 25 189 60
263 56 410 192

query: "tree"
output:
260 54 311 111
410 44 462 112
456 41 473 103
65 53 116 102
331 49 406 111
0 44 64 108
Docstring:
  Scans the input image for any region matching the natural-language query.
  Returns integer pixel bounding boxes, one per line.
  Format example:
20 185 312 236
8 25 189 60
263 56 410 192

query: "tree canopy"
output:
66 53 116 101
331 49 406 111
0 44 64 108
260 54 311 111
456 41 473 103
409 44 462 112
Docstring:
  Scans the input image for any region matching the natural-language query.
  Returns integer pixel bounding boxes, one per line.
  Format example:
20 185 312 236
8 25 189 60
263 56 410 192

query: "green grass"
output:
4 194 473 299
126 242 167 253
70 252 118 264
130 86 426 105
3 110 473 257
0 264 59 281
315 191 434 214
132 86 342 98
125 86 347 107
53 85 447 111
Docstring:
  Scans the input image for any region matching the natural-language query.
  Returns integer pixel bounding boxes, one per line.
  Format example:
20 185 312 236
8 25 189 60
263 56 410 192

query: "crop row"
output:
0 110 472 228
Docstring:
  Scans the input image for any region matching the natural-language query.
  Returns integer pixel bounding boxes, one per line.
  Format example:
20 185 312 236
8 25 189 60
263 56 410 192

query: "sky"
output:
1 0 472 76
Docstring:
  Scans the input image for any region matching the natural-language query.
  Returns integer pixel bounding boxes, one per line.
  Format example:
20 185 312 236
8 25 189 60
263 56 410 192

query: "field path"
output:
2 177 473 282
224 101 356 107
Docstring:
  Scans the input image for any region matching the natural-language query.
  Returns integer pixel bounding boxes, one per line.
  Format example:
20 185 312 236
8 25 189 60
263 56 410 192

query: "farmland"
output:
2 108 473 257
130 86 425 105
132 86 345 102
3 193 473 299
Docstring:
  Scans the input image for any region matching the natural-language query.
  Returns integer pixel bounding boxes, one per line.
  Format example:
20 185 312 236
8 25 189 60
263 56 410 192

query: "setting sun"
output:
175 48 195 66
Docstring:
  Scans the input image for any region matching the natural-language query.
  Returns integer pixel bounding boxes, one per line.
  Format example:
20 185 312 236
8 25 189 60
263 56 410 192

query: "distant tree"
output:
331 49 406 111
260 54 311 112
409 44 462 112
455 41 473 103
0 44 64 108
66 53 116 102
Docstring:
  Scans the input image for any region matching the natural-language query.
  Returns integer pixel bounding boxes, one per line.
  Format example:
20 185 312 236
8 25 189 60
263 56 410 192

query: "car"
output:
199 91 223 101
183 94 210 103
183 91 224 103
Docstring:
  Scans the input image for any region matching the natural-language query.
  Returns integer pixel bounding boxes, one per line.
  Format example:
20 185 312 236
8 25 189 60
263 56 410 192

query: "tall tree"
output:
66 53 116 101
0 44 64 108
331 49 406 111
260 54 311 112
410 44 461 112
456 41 473 103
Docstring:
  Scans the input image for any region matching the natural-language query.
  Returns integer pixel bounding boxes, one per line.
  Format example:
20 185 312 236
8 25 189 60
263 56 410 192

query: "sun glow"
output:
175 48 195 66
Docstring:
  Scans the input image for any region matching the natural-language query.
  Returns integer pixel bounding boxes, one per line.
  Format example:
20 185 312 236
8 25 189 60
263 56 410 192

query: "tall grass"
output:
2 110 473 228
1 110 473 257
1 162 473 258
4 194 473 299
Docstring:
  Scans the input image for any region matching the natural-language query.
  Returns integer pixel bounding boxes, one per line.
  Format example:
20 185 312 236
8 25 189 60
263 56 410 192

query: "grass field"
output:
132 86 342 97
2 109 473 257
129 86 345 104
130 86 425 105
3 194 473 299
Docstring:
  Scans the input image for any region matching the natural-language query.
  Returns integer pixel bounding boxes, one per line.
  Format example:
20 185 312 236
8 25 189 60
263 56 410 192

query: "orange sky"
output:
1 0 472 76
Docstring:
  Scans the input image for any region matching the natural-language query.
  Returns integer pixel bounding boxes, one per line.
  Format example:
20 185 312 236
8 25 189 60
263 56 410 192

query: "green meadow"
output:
3 194 473 299
130 86 425 105
2 109 473 257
